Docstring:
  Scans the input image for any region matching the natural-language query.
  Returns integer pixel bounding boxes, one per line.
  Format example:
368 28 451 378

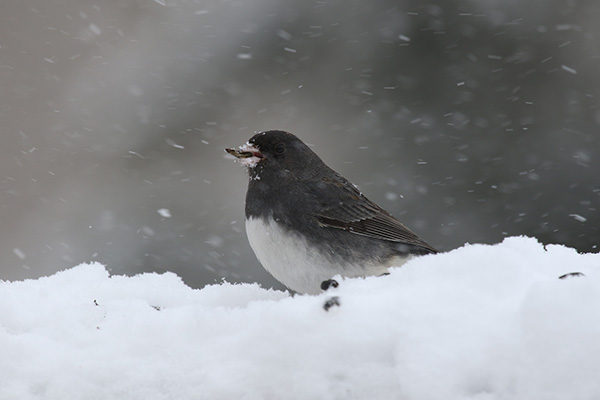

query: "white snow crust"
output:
1 236 599 400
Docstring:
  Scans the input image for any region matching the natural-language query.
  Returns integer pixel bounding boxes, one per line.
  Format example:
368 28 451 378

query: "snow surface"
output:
1 236 599 400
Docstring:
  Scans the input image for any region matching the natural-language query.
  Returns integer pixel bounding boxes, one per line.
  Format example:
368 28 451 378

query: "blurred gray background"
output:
1 0 598 290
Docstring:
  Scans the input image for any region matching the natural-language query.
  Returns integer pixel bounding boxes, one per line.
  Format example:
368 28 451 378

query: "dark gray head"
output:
226 130 327 181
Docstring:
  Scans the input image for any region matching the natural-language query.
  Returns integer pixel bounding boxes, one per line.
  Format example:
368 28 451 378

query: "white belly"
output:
245 217 406 295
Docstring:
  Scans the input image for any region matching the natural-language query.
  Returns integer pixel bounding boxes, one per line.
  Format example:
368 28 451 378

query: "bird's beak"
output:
225 148 253 158
225 143 263 167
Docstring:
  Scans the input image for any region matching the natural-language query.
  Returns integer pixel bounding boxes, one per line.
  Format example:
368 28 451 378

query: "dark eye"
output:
274 142 286 155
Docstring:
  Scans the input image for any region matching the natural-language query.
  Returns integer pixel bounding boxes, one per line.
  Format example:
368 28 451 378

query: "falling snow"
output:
157 208 172 218
569 213 587 223
12 248 26 260
561 64 578 74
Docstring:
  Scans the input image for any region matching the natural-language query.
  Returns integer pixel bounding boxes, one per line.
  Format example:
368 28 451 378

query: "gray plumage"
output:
227 130 437 294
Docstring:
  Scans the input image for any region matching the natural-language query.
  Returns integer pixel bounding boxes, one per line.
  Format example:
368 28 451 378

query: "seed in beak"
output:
225 148 254 158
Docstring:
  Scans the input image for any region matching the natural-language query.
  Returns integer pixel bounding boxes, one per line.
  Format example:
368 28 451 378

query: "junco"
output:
226 130 437 295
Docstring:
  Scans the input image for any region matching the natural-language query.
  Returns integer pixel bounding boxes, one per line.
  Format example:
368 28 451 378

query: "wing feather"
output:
311 174 437 254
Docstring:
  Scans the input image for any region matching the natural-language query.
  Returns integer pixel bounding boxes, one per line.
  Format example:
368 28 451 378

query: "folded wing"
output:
312 174 437 255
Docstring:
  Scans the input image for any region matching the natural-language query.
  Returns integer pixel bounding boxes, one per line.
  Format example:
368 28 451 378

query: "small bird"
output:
226 130 437 295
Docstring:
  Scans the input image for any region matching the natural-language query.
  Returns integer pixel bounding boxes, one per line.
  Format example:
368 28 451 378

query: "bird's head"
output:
226 130 323 180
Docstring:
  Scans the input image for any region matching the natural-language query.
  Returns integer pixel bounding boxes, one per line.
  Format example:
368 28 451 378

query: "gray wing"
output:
311 175 437 254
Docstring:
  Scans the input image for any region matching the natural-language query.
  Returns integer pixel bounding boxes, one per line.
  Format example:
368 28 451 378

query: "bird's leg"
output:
321 279 341 311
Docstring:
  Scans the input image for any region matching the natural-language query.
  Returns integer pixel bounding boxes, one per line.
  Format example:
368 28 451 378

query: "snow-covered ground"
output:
1 236 599 400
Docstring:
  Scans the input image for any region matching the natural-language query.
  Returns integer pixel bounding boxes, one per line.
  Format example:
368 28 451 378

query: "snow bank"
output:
1 237 599 400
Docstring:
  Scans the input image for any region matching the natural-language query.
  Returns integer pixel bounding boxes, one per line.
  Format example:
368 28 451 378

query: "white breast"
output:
245 217 406 295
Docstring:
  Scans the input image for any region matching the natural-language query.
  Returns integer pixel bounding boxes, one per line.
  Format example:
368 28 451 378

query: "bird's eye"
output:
274 142 286 155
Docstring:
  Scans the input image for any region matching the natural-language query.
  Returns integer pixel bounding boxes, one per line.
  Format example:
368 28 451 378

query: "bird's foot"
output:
321 279 340 311
323 296 340 311
320 279 339 291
